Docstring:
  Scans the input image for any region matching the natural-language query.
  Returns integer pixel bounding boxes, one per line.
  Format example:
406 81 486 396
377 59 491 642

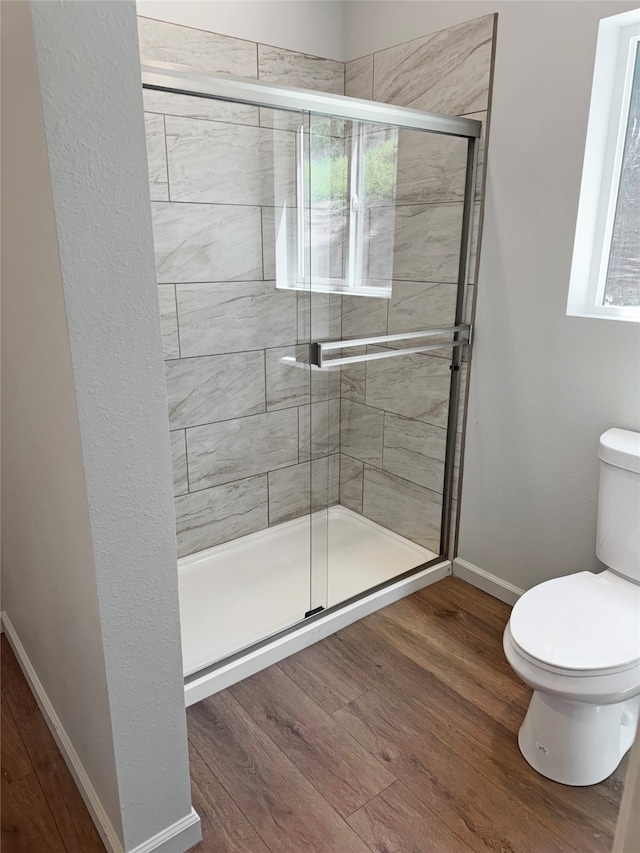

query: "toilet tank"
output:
596 428 640 582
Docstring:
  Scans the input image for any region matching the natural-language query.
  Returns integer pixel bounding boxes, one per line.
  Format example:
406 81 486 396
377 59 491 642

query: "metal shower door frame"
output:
141 60 480 564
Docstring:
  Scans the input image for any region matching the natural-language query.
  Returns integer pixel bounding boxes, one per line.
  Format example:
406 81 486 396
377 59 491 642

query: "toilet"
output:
504 428 640 786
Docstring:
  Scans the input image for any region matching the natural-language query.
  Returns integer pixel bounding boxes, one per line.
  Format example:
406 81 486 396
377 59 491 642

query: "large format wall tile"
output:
372 15 494 116
187 409 299 490
165 117 296 206
362 466 442 553
382 414 446 493
157 284 179 359
268 456 339 525
299 399 340 461
151 202 263 282
339 454 364 514
341 295 388 339
297 292 343 343
387 281 458 334
266 346 339 411
170 430 188 497
395 130 468 205
369 203 464 283
345 55 373 100
143 88 259 127
165 351 265 430
365 353 451 428
258 44 344 94
138 17 258 78
144 113 168 200
176 281 297 356
340 399 384 466
175 475 268 558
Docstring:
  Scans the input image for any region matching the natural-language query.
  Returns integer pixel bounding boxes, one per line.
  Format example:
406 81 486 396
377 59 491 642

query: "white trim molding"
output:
452 558 524 606
567 8 640 323
185 560 451 706
2 612 201 853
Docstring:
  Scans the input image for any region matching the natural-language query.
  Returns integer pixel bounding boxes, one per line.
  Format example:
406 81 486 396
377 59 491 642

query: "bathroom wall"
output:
2 3 196 851
344 0 640 594
338 14 495 553
139 17 345 557
139 12 493 559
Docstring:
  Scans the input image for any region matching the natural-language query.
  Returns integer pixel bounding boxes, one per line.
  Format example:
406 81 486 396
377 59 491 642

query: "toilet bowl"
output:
504 429 640 786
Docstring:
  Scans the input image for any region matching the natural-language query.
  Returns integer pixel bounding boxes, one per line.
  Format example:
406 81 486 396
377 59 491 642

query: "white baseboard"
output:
2 612 201 853
130 808 201 853
452 558 524 606
185 560 452 706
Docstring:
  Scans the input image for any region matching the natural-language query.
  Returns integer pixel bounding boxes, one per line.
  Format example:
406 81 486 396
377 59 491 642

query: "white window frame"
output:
567 10 640 322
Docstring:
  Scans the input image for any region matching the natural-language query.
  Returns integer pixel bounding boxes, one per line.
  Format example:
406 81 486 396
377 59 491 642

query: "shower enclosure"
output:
141 61 480 700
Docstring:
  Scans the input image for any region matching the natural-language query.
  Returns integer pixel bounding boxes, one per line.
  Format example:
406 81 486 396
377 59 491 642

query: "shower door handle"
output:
308 325 471 369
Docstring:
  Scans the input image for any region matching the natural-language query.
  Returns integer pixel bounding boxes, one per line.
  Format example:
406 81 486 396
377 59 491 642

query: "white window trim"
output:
568 10 640 322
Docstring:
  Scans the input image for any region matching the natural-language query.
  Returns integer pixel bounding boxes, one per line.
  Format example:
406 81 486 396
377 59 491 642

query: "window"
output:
568 10 640 321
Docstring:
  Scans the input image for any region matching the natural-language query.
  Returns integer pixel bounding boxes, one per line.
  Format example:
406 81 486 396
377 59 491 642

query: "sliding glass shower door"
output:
142 64 478 675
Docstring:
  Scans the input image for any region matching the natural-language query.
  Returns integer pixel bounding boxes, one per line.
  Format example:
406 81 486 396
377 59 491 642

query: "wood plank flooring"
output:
1 577 627 852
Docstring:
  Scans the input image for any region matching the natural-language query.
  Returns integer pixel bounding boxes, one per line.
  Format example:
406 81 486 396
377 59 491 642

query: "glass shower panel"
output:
144 91 319 671
308 118 469 611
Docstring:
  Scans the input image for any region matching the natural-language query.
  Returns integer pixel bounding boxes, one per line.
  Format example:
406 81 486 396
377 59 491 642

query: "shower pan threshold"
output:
179 506 448 702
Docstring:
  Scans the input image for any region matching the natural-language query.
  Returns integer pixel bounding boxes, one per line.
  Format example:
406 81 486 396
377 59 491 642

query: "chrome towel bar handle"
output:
308 324 471 368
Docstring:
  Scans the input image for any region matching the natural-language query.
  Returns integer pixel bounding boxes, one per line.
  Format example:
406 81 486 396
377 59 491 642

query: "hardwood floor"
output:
1 577 627 852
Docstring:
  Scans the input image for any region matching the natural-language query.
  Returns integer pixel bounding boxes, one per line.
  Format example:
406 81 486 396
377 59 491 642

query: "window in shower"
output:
273 118 399 298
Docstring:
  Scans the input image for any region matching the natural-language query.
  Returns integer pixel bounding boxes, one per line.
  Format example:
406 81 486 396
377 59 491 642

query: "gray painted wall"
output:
3 2 196 850
345 0 640 591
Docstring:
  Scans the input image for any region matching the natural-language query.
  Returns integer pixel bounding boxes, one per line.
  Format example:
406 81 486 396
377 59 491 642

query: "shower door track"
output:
141 62 479 703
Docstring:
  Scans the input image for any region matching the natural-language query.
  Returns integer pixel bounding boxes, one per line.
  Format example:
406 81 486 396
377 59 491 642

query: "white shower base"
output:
178 505 437 677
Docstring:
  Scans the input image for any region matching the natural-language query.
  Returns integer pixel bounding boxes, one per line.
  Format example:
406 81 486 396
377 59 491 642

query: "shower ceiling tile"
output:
257 44 344 94
143 89 259 127
382 414 446 494
170 430 188 497
144 113 168 201
362 466 442 553
174 475 268 558
372 15 494 116
138 17 258 79
165 352 265 430
177 281 297 357
340 400 384 467
187 409 299 490
151 202 263 283
157 284 179 359
165 117 296 206
365 354 451 429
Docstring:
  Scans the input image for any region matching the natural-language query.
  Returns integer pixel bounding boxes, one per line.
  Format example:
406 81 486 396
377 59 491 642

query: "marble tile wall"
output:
140 18 345 557
140 14 495 560
340 13 495 557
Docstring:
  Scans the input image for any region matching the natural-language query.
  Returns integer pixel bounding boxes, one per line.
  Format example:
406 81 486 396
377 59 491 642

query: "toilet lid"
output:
510 571 640 672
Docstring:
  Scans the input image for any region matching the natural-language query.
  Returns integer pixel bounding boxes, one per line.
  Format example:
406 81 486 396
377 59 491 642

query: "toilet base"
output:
518 691 640 785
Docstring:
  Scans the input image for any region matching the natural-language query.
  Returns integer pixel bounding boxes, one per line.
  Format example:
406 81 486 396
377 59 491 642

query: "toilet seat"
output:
510 570 640 676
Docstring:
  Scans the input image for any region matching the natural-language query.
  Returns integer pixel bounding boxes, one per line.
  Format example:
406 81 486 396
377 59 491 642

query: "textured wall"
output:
1 1 122 837
20 3 196 850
